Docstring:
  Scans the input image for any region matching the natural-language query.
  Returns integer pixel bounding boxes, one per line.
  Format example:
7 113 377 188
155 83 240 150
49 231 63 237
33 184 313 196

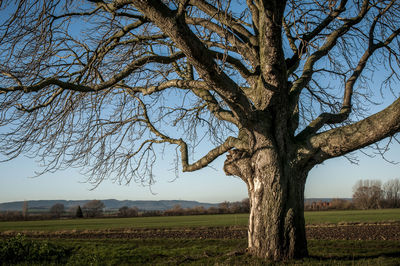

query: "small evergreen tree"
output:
76 205 83 218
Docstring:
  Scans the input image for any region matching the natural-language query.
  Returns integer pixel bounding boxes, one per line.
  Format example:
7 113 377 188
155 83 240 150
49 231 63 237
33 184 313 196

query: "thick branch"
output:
295 110 350 140
246 0 259 35
1 53 185 93
180 136 241 172
185 17 259 67
285 0 348 74
290 0 370 96
343 0 398 110
297 15 400 140
86 0 133 14
306 97 400 162
123 79 237 124
209 50 255 82
188 0 258 46
135 95 242 172
132 0 252 122
0 78 92 93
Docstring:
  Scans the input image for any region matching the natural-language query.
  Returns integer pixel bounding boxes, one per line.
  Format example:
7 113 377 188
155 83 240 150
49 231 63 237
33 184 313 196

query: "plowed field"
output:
1 222 399 240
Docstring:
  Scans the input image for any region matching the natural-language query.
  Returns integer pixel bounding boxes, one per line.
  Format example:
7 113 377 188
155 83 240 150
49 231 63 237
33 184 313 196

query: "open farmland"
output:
305 209 400 225
0 214 248 232
1 209 400 265
1 209 400 232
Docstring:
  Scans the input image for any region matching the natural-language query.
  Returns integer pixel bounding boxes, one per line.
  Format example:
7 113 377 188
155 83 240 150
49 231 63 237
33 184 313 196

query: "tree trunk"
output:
224 146 308 260
247 165 307 260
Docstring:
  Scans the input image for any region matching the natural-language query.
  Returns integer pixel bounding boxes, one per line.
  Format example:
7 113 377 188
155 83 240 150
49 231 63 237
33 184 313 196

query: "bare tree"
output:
49 203 65 218
383 178 400 208
118 206 139 217
218 201 231 214
240 198 250 213
164 204 184 216
82 200 105 217
352 179 383 209
1 0 400 260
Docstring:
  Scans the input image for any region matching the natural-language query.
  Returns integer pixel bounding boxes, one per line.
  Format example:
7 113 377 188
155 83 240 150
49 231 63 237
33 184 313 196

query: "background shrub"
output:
0 234 71 263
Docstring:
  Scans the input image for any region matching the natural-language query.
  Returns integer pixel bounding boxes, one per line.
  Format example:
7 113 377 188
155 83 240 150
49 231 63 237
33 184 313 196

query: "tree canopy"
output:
1 1 399 185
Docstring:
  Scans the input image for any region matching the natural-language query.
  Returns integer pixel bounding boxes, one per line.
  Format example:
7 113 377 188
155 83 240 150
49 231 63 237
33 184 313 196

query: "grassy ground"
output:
1 236 399 265
1 209 399 232
1 210 399 265
0 214 248 232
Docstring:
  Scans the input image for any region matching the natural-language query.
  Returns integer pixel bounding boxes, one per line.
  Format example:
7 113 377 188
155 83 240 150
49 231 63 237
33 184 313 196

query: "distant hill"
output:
0 199 219 212
0 198 352 212
304 198 352 204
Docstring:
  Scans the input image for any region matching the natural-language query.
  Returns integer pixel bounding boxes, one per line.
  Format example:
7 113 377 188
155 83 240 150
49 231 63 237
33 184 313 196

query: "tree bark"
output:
225 143 308 260
247 164 307 260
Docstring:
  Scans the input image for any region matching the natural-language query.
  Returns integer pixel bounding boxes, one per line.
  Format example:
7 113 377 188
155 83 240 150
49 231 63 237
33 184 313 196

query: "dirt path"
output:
1 223 399 240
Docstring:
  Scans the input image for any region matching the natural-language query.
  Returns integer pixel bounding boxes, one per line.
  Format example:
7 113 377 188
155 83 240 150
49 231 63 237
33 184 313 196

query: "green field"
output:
1 209 399 232
0 214 247 232
1 209 400 265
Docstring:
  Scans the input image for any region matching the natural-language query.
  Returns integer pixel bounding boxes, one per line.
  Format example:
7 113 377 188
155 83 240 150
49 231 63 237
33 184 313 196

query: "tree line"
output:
352 178 400 209
1 178 398 221
0 200 105 221
305 178 400 211
131 199 251 218
0 199 250 221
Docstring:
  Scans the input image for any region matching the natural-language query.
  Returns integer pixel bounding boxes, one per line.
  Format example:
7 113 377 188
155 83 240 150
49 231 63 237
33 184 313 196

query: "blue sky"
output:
2 84 397 203
1 83 398 204
0 2 399 204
